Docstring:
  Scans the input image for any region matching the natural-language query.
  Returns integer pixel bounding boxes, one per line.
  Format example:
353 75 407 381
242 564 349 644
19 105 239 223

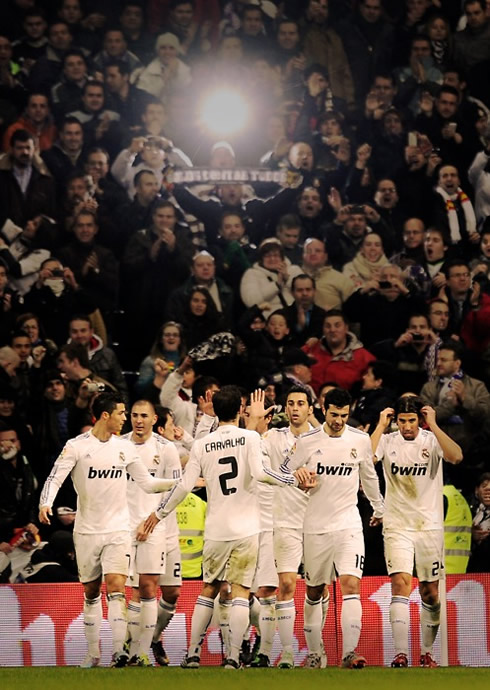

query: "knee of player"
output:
278 572 297 598
161 585 181 605
419 581 439 606
339 574 360 596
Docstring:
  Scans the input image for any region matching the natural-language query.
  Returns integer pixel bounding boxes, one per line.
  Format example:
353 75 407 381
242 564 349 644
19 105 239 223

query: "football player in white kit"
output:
282 387 384 669
257 385 316 669
38 392 177 668
122 400 182 666
371 396 462 668
140 385 315 669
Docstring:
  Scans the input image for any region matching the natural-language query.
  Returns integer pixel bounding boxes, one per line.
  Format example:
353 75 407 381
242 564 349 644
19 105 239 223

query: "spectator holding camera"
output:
343 263 425 348
23 258 95 347
372 312 436 395
56 342 116 405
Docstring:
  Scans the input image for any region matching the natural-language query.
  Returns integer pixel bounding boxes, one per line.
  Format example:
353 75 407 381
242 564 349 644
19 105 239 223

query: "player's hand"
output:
39 506 52 525
369 515 383 527
421 405 437 428
0 541 13 554
294 467 317 490
198 389 215 416
248 389 275 423
135 520 149 541
378 407 394 430
174 425 185 441
142 511 160 536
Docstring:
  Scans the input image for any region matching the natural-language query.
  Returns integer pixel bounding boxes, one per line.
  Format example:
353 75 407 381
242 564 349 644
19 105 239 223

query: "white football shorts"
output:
383 528 444 582
203 534 259 587
273 527 303 574
252 530 278 590
304 529 365 587
74 530 131 583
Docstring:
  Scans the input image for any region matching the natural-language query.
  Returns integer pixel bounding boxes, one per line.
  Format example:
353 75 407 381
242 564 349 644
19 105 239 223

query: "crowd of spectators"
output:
1 0 490 576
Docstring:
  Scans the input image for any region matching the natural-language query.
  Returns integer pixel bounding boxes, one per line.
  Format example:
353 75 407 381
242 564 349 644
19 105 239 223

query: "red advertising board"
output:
1 575 489 667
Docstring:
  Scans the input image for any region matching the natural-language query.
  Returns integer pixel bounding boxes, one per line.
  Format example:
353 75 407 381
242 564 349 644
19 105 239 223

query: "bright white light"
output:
200 89 250 136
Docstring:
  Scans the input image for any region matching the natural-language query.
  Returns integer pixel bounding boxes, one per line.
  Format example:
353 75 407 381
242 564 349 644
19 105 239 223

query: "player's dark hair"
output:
192 376 219 404
92 391 124 419
212 385 242 422
155 405 173 429
323 387 352 411
287 384 313 408
395 395 423 418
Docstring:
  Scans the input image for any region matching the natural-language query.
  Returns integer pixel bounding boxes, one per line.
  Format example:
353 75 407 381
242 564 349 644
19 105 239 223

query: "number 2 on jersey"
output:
218 456 238 495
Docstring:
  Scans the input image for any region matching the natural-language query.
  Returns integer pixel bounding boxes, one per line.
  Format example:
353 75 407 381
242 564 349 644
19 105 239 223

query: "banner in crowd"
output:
1 575 489 667
169 168 289 185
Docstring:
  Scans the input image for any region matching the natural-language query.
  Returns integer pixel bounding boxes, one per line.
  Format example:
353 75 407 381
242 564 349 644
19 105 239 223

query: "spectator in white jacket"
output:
240 238 303 319
134 32 192 101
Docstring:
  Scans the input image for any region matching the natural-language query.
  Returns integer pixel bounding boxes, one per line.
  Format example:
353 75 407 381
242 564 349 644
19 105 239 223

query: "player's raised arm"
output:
126 456 177 492
249 432 306 488
39 442 78 522
359 438 385 520
371 407 394 458
421 405 463 464
140 443 202 538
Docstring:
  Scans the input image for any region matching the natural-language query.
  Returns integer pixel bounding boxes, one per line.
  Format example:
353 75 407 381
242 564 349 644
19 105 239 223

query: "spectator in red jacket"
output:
302 309 375 394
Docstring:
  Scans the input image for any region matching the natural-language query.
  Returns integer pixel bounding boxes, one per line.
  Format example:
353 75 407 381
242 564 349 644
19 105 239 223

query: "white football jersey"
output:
263 426 309 530
39 432 175 534
282 425 384 534
156 425 296 541
122 433 182 535
375 429 443 531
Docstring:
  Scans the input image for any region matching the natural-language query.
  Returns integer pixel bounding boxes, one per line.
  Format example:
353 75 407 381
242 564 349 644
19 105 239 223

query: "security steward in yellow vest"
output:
176 492 206 578
443 484 472 574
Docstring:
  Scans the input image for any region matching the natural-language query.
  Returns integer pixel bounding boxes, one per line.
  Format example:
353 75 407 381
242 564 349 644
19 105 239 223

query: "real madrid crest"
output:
350 448 357 459
153 454 160 465
422 448 430 459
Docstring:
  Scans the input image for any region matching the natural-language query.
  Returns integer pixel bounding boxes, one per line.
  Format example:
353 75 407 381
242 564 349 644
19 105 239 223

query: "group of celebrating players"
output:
38 382 462 670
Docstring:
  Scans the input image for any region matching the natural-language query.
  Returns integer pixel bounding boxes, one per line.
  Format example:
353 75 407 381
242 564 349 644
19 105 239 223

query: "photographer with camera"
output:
56 342 115 406
372 313 437 395
343 263 425 349
24 258 96 347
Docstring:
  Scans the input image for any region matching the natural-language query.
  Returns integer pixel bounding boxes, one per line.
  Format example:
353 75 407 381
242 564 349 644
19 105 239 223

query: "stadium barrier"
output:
1 574 489 667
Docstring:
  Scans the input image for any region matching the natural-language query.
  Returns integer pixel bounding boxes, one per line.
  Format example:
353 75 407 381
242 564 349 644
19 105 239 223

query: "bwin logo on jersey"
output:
316 462 353 476
391 462 427 476
88 465 123 479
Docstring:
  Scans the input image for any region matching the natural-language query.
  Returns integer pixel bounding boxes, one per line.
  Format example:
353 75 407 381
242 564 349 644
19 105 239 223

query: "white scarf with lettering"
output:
436 186 476 243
